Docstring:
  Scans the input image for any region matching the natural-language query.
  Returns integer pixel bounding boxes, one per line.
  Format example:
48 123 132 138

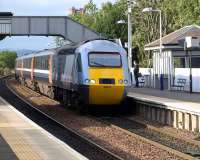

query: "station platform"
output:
128 87 200 115
0 96 87 160
128 87 200 132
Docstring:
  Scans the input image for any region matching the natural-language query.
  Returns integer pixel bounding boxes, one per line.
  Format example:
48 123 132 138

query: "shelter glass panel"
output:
191 57 200 68
174 57 185 68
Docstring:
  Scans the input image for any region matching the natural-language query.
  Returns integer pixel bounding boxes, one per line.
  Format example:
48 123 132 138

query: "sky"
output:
0 0 116 51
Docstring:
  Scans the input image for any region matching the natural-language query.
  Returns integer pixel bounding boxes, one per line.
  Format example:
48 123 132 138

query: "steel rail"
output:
97 116 199 160
2 77 123 160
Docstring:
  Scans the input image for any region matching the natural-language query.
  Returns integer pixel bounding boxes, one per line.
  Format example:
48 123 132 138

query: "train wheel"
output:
54 87 60 101
77 104 88 115
75 96 88 115
62 90 67 106
63 90 72 108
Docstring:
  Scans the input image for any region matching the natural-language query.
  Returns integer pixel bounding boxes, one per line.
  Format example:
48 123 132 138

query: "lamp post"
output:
142 7 162 58
142 7 163 89
127 1 132 70
117 1 135 71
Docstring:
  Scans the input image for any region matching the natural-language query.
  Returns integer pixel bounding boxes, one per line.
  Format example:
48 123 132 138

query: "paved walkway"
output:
128 87 200 115
128 87 200 103
0 97 87 160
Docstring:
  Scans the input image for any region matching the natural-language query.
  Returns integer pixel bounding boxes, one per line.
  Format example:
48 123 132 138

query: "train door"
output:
76 53 83 84
57 55 63 87
71 53 82 86
48 55 53 84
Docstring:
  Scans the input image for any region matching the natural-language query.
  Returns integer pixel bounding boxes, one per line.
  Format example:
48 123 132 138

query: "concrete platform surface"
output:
128 87 200 115
0 96 88 160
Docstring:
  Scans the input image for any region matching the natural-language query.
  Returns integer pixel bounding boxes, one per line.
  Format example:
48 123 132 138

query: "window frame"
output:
88 52 122 68
35 55 49 70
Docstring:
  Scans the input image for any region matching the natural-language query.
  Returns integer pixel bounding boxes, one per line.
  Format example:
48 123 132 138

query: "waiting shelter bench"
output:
171 78 186 91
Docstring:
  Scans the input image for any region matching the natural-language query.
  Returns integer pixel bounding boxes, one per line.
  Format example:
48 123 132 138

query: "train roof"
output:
56 38 121 54
16 39 124 60
16 49 55 60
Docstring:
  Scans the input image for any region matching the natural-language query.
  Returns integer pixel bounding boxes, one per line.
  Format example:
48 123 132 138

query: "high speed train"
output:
15 39 131 109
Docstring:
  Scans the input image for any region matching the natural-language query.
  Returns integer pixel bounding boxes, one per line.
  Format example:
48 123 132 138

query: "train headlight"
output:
85 79 96 84
124 80 128 84
118 79 123 84
90 79 96 84
85 79 90 84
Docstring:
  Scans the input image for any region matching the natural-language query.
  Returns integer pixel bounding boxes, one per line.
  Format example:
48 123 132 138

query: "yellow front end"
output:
89 68 125 105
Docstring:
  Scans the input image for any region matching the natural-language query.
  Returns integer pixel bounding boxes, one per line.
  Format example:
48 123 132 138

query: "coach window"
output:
19 60 22 68
24 59 26 68
25 58 31 69
35 57 38 69
28 58 31 68
35 57 41 69
77 54 82 72
45 56 49 70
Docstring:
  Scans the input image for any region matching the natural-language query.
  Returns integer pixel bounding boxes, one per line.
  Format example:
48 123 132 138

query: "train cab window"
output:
89 52 122 67
77 54 82 72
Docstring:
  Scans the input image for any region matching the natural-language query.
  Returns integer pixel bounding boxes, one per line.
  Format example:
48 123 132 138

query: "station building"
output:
141 25 200 92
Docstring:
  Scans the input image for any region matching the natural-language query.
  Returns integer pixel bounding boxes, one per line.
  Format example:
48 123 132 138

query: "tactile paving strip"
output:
0 96 87 160
0 126 43 160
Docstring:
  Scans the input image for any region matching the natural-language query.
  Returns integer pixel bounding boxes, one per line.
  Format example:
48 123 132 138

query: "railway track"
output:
99 116 200 159
5 77 199 160
0 77 123 160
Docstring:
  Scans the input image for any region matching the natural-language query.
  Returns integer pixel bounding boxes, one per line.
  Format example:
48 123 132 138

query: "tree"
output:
70 0 98 30
95 1 128 41
69 0 200 67
0 51 17 69
70 0 128 42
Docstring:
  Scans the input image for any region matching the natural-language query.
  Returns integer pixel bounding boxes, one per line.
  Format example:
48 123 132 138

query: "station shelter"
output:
141 25 200 93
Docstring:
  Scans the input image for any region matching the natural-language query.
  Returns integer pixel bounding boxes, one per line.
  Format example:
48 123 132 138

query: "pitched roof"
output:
145 25 200 49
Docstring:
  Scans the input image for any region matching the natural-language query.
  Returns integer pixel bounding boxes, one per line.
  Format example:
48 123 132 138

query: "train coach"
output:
15 39 131 110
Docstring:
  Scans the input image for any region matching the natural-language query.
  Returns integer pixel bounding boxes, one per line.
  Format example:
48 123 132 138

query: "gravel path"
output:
133 116 200 140
8 79 189 160
0 80 119 160
102 117 200 156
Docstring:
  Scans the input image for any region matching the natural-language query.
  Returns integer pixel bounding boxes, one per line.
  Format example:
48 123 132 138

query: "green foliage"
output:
70 0 98 30
0 51 17 69
95 0 128 41
69 0 200 67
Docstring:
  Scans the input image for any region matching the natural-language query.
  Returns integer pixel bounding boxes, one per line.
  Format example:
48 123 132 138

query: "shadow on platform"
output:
0 134 19 160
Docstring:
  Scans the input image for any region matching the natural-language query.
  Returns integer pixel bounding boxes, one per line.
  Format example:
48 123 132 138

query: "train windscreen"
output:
88 52 121 67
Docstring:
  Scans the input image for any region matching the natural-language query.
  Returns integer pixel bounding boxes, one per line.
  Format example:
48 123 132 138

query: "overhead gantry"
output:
0 12 102 43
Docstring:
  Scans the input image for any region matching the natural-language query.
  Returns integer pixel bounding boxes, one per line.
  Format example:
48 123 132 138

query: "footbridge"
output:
0 12 102 43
